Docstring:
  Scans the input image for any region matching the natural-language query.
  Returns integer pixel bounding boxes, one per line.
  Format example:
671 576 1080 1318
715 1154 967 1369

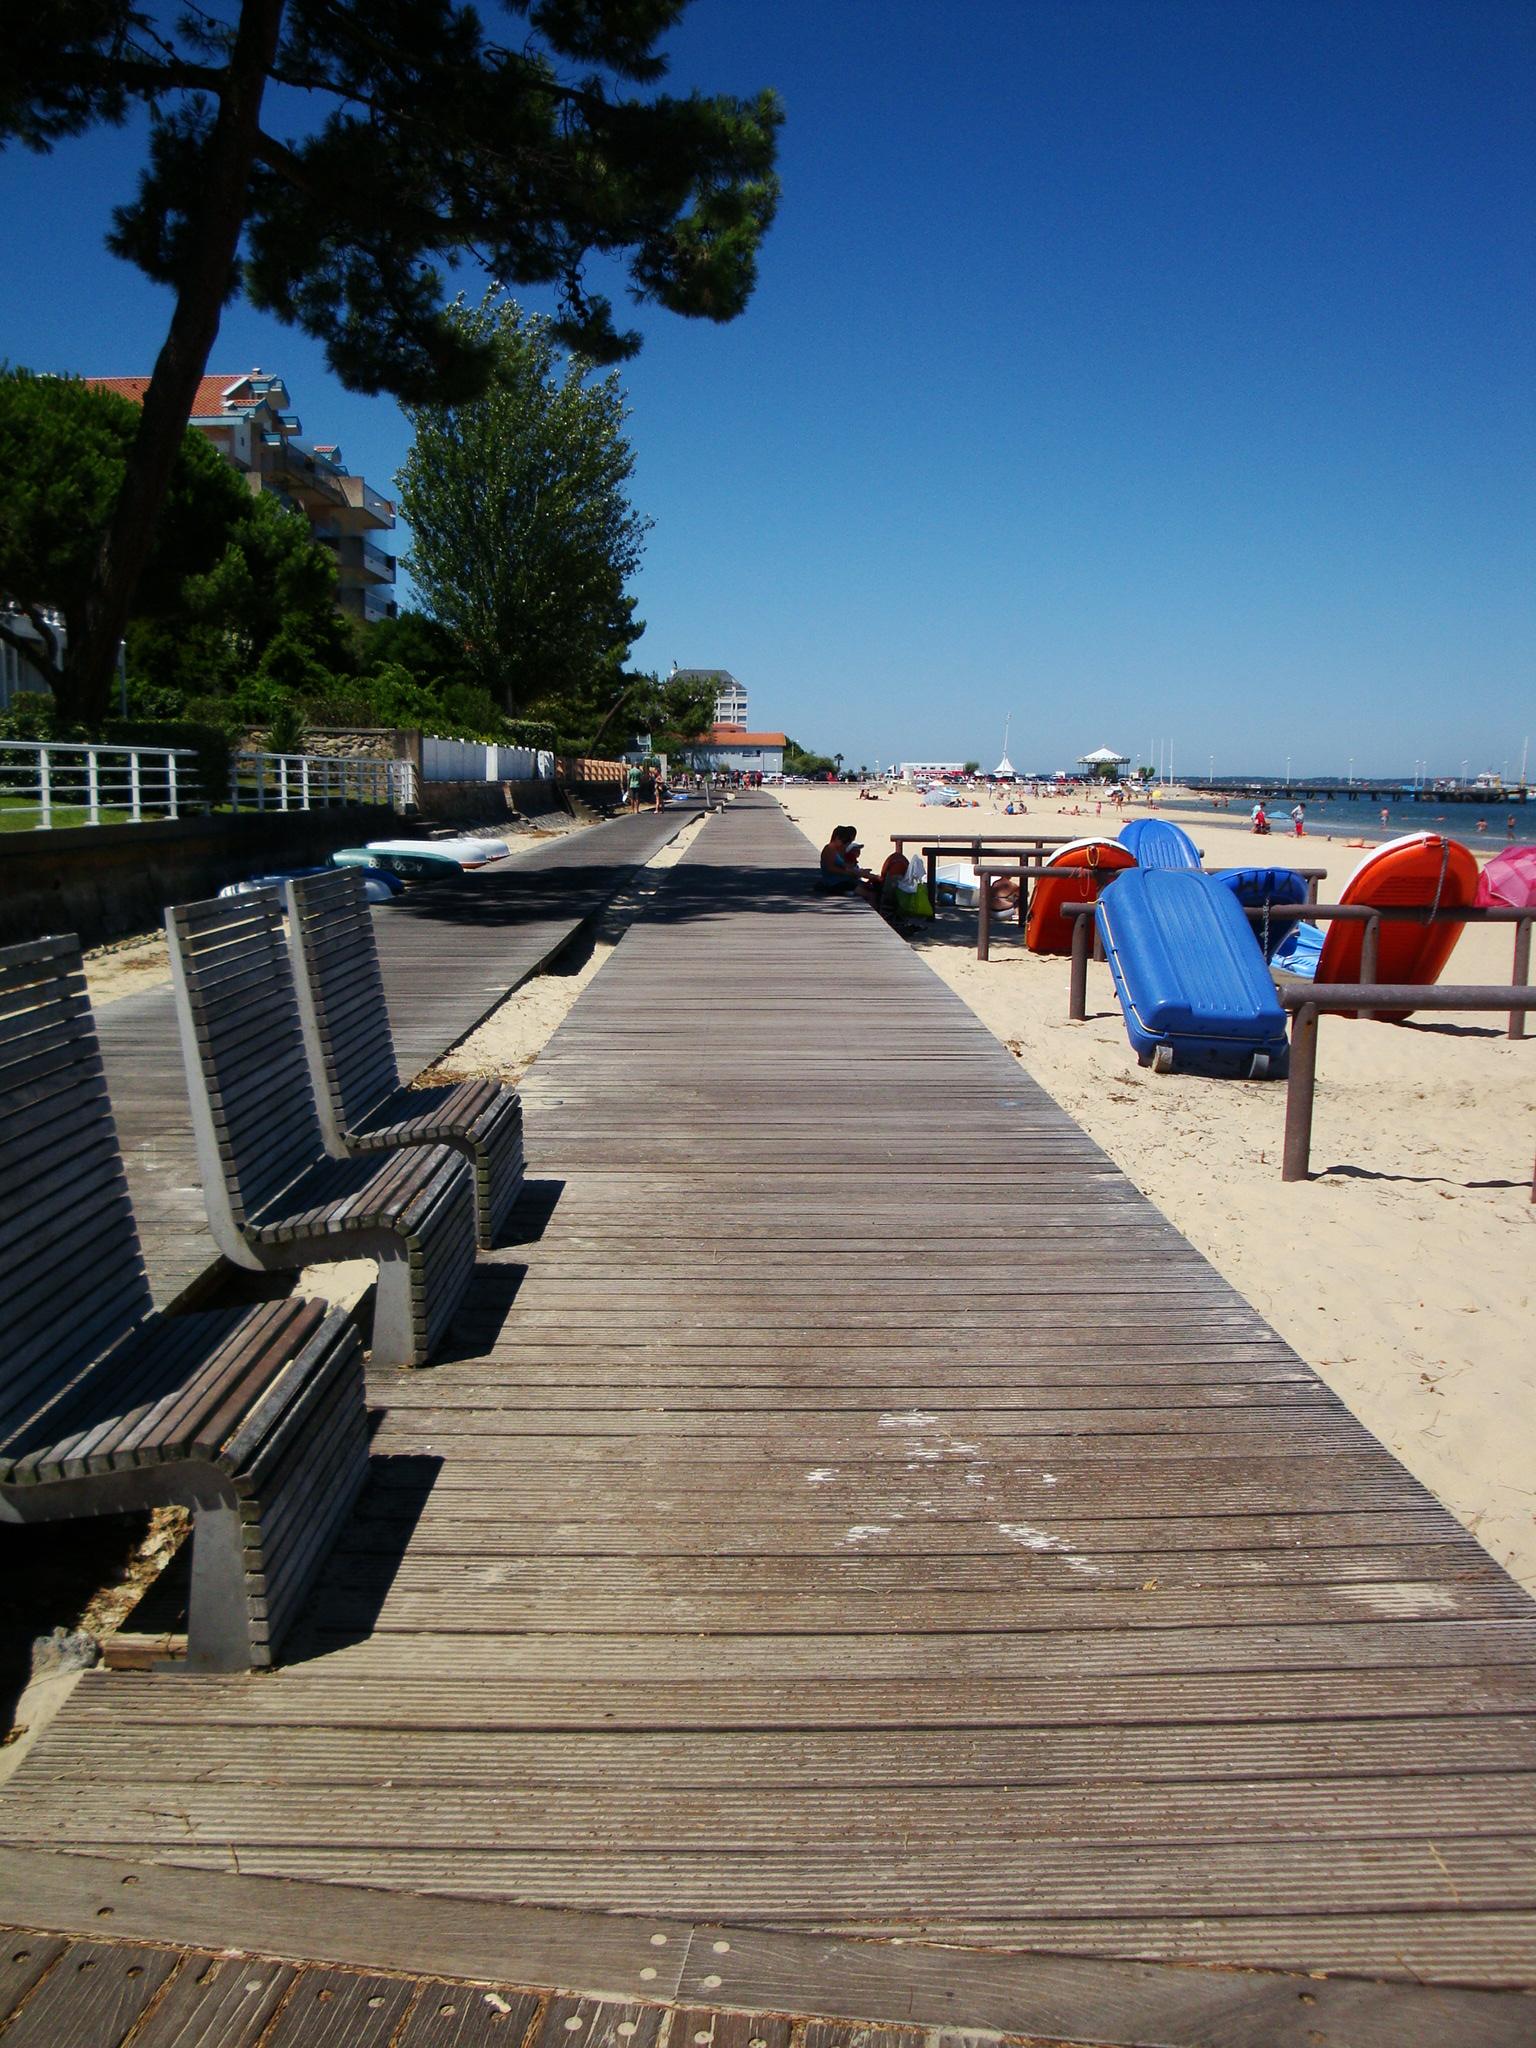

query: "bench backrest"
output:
165 892 326 1235
0 935 152 1446
283 870 400 1150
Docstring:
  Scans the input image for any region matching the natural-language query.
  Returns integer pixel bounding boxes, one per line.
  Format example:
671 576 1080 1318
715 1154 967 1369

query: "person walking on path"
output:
625 762 643 813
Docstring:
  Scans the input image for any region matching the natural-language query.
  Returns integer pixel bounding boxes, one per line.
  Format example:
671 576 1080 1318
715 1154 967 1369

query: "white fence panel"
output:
420 735 553 782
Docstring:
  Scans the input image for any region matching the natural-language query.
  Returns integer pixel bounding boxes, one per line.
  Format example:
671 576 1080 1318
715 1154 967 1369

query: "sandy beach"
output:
781 783 1536 1595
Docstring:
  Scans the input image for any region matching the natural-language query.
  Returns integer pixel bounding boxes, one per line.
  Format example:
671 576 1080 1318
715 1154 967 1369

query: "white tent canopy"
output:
1078 745 1129 766
995 754 1015 777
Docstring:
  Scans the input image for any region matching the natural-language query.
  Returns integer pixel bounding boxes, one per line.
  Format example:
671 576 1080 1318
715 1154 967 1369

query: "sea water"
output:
1156 791 1536 850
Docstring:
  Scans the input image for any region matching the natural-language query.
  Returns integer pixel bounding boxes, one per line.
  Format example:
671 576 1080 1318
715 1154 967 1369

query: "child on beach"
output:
1290 803 1306 836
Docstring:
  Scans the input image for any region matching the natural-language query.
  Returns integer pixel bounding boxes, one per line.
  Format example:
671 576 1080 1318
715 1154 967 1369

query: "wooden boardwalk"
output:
92 806 699 1304
5 795 1536 2028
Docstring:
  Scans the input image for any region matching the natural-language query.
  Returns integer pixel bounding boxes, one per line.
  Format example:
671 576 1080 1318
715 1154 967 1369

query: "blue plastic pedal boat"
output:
1096 868 1288 1078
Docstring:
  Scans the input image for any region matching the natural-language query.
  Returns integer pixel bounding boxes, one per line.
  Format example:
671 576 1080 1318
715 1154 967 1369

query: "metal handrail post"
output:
1357 914 1380 1021
1283 1003 1320 1181
1513 918 1532 1041
167 749 180 819
1068 906 1092 1020
39 746 52 830
86 746 100 825
129 748 142 822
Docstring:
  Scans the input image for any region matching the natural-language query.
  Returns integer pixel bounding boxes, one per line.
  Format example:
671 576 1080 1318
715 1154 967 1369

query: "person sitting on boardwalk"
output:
819 826 875 898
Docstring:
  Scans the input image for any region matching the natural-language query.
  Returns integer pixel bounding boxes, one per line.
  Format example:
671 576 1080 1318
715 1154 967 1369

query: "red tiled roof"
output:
83 374 258 417
701 726 786 745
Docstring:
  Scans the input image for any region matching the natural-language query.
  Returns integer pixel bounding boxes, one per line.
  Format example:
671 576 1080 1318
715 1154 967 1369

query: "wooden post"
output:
1069 909 1091 1020
926 847 938 903
977 875 992 962
1283 1003 1319 1182
1513 917 1532 1041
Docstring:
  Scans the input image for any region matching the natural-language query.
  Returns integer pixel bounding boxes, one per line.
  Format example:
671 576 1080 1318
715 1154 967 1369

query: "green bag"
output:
894 881 933 920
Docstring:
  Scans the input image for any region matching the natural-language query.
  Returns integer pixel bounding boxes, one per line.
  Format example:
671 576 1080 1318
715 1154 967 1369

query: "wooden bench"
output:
0 935 369 1671
165 894 477 1369
283 871 525 1248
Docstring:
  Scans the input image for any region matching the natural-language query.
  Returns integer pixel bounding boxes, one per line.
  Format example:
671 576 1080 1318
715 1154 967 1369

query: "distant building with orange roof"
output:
688 724 786 776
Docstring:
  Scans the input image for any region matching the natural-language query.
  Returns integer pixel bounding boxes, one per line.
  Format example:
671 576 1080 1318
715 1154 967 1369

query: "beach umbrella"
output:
1476 845 1536 908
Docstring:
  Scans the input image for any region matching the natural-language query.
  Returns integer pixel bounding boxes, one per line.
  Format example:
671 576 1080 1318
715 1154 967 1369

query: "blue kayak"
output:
1118 817 1202 869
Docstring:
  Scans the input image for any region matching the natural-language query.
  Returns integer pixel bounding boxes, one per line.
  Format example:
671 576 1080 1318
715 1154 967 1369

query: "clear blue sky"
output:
2 0 1532 778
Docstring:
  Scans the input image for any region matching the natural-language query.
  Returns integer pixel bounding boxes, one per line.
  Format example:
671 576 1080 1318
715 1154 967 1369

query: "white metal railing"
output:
230 751 416 813
0 739 206 828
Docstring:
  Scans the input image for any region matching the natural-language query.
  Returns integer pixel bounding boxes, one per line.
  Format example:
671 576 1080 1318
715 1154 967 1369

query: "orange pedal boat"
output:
1313 831 1477 1020
1024 836 1136 954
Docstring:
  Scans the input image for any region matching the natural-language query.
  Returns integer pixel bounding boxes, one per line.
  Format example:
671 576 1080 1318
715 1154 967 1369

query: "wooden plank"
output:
262 1963 415 2045
394 1981 543 2048
128 1950 294 2046
0 1849 691 2007
0 1932 67 2018
0 1938 177 2045
680 1924 1536 2047
49 1662 1536 1728
31 1717 1533 1790
534 1993 666 2048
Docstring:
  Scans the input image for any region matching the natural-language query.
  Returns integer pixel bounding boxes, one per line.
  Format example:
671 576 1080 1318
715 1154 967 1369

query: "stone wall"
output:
239 726 422 768
0 807 404 950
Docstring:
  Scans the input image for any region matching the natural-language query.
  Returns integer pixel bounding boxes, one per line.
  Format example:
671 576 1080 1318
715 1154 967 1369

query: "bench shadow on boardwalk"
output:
3 795 1535 2043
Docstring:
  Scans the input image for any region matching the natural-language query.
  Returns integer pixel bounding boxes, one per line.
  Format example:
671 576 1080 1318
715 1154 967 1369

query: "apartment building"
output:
673 667 748 727
85 370 397 625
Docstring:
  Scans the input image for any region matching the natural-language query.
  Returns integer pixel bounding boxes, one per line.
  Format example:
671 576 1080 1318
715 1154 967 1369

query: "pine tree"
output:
5 1 781 724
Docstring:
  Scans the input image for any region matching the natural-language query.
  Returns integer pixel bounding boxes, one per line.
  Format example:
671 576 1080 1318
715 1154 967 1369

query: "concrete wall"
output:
0 807 403 949
412 778 571 825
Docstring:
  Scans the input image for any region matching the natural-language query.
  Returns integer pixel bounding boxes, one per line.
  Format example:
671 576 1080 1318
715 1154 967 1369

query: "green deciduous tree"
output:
0 369 351 721
581 666 714 758
399 294 652 718
5 0 781 726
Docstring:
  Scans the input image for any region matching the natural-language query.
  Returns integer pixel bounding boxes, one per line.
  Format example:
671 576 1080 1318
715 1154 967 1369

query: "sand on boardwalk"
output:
781 783 1536 1595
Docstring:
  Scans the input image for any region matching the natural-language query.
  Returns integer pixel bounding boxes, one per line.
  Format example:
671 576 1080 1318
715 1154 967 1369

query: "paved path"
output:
5 796 1535 2034
94 806 701 1305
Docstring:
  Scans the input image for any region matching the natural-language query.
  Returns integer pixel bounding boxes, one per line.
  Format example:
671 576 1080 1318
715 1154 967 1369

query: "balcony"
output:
336 474 396 530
